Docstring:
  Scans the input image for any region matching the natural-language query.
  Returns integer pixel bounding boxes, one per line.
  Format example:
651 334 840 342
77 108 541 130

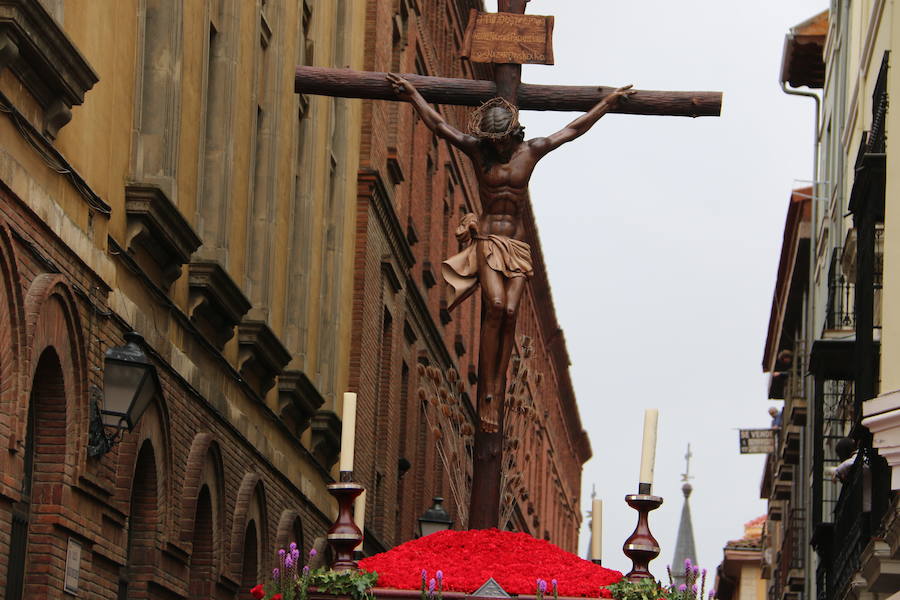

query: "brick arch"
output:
0 222 24 420
121 439 161 599
18 347 70 598
274 509 304 554
229 472 268 580
189 484 216 599
21 274 86 481
179 433 225 545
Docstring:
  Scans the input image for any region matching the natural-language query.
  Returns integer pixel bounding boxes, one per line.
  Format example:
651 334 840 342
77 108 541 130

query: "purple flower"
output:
278 548 286 558
303 565 310 576
273 568 280 579
538 580 547 594
422 569 428 581
436 570 443 583
709 591 716 599
678 584 688 592
291 548 301 562
310 548 318 558
693 566 700 576
684 558 692 570
702 569 707 577
692 585 699 594
429 578 436 594
285 555 294 569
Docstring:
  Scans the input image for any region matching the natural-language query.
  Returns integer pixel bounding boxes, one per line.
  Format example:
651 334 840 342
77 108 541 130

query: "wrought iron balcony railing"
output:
821 447 891 600
825 247 854 330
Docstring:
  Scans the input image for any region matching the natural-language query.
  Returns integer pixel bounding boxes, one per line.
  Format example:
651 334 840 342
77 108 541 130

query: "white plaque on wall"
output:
64 538 82 595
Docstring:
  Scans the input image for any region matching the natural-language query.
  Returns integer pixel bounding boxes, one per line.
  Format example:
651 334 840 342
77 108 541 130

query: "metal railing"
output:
825 247 854 330
779 507 806 582
824 447 891 599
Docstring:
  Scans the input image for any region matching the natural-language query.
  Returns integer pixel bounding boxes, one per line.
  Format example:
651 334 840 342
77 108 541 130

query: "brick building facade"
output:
349 0 591 553
0 0 590 598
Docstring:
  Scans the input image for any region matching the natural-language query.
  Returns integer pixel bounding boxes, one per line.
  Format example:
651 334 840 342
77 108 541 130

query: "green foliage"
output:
309 568 379 600
263 568 377 600
607 577 666 600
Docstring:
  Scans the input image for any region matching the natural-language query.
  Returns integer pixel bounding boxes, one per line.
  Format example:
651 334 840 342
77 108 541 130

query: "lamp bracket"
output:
87 385 126 458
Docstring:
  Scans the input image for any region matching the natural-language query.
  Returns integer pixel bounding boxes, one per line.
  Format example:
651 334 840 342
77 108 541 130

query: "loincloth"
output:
441 234 533 312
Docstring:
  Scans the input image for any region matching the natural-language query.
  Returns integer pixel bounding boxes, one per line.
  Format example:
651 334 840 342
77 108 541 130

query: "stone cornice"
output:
0 0 99 137
238 320 291 396
125 183 201 289
278 370 325 436
311 410 342 470
188 261 251 349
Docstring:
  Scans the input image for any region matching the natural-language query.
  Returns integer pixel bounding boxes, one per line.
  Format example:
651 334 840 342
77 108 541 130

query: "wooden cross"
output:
296 1 721 530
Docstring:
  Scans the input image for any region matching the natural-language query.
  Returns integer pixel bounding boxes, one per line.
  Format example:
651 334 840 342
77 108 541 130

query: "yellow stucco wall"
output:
0 0 366 516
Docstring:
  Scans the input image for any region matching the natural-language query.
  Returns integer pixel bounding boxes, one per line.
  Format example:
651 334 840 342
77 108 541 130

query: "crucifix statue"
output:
295 0 721 530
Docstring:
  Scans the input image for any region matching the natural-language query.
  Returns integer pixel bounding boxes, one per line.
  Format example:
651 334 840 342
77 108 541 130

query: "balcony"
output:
825 247 854 332
780 424 801 465
773 463 794 500
778 508 806 598
818 447 891 600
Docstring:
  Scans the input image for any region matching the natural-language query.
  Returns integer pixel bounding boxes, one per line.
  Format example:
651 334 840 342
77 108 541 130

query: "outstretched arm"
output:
387 73 479 154
530 85 635 157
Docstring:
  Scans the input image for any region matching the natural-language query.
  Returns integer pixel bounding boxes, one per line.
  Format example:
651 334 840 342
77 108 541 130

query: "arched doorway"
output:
189 485 215 598
118 440 160 599
6 348 68 600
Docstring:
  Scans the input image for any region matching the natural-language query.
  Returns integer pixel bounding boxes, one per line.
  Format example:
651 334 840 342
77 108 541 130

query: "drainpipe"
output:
780 81 820 369
780 78 821 600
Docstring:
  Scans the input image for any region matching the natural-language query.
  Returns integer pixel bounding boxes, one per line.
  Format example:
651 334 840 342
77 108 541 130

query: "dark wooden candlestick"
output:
327 481 364 571
622 493 663 581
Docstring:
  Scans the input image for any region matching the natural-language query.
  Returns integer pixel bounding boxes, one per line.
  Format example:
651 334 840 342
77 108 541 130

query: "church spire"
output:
671 444 698 582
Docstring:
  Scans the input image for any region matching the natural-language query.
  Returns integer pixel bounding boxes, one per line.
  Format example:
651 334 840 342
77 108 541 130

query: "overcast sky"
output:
487 0 828 579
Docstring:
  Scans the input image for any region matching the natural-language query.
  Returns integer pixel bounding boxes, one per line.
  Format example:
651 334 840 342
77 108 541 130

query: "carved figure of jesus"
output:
388 73 633 432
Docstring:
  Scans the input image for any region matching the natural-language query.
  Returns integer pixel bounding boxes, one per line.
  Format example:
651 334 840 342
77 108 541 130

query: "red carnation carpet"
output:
358 529 622 598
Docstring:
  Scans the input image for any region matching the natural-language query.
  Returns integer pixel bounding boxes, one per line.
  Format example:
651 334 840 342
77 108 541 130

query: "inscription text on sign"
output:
739 428 776 454
461 9 555 65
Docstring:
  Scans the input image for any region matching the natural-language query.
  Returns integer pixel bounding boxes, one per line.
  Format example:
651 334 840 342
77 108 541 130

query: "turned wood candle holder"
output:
622 493 663 581
327 480 364 572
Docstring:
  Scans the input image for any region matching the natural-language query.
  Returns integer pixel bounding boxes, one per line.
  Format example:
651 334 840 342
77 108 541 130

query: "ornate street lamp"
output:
417 497 453 537
88 332 161 456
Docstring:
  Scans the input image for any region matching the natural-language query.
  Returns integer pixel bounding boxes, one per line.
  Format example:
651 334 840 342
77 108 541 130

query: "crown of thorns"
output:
467 97 520 139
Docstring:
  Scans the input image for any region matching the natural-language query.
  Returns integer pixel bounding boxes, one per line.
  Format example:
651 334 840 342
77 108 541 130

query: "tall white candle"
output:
639 409 659 485
591 498 602 560
339 392 358 473
354 489 366 542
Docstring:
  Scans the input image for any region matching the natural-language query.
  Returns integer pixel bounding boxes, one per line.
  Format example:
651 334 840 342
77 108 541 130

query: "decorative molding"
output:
422 260 437 288
188 261 251 349
381 260 402 293
439 299 451 325
386 148 405 184
277 370 325 437
454 333 465 357
359 168 415 270
310 410 341 470
125 183 201 289
237 320 291 396
0 0 98 137
863 389 900 490
406 215 419 246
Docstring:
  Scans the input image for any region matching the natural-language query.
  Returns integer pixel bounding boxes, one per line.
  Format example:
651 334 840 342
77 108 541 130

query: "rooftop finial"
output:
681 443 694 483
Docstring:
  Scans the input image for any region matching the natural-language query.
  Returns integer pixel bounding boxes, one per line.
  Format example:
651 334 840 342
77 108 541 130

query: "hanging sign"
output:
739 429 775 454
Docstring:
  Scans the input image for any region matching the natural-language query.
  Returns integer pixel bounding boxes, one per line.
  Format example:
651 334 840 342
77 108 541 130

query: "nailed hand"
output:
386 72 416 100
